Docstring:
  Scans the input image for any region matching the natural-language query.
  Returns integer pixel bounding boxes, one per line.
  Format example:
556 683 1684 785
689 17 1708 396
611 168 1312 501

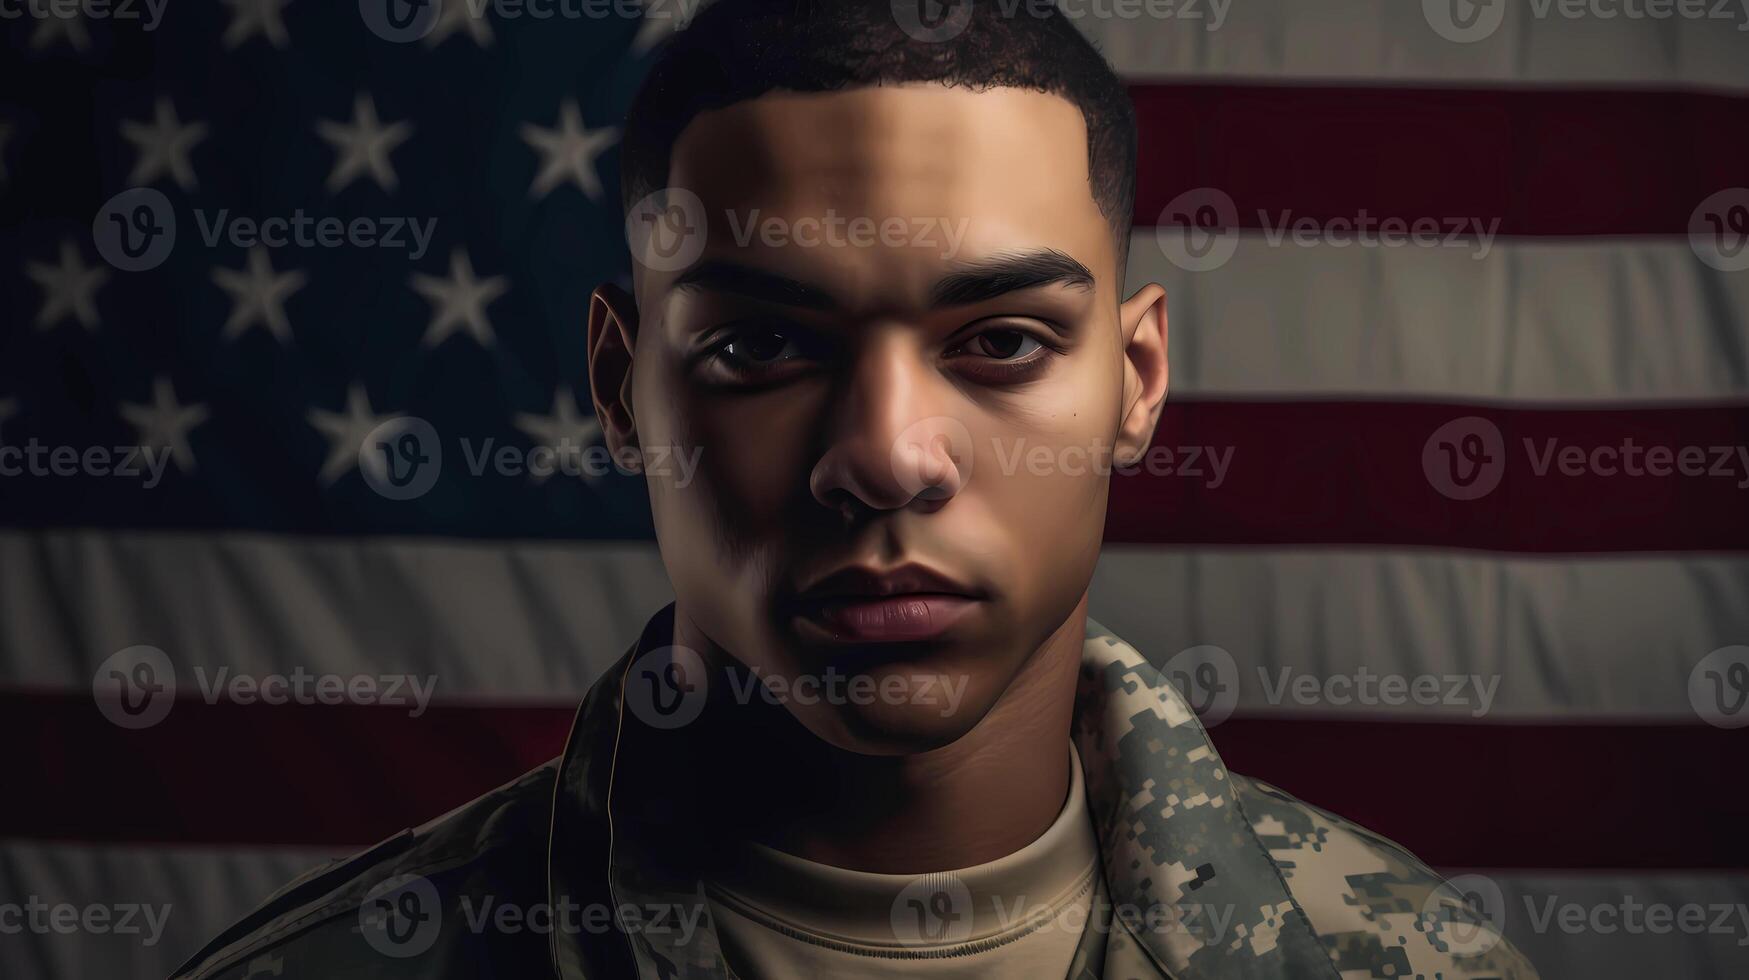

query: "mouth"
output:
787 563 986 644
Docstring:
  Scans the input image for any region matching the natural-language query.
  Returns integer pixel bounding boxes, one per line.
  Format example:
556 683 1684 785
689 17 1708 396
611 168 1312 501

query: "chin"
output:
781 667 1005 757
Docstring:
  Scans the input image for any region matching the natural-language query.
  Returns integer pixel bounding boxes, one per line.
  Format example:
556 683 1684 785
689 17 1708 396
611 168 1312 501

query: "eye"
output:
963 329 1045 361
945 324 1060 385
693 326 815 386
719 329 800 365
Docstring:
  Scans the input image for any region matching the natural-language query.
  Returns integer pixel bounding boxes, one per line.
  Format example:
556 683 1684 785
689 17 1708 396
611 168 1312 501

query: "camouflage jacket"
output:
174 606 1536 979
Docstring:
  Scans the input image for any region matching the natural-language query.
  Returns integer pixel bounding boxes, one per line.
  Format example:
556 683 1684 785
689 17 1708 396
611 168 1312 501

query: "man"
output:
175 1 1535 977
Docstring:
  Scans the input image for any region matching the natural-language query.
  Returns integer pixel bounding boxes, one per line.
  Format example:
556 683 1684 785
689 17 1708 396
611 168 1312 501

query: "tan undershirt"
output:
702 745 1098 979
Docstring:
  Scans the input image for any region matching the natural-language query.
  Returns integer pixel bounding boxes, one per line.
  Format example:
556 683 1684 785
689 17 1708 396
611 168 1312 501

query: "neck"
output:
676 595 1088 874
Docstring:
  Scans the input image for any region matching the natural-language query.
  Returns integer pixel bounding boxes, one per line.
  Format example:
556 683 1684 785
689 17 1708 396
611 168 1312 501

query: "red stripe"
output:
1105 400 1749 552
7 693 1747 869
1129 84 1749 236
1209 717 1749 872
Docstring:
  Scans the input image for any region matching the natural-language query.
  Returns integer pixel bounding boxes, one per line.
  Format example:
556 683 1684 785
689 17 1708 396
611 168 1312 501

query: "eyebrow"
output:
670 262 838 310
929 249 1097 307
667 248 1097 311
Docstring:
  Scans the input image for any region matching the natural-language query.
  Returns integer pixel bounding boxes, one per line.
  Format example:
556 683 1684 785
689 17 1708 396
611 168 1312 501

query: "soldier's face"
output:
611 85 1160 754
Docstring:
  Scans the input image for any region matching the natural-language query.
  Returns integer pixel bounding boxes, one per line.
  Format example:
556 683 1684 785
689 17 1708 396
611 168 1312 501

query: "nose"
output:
808 338 970 515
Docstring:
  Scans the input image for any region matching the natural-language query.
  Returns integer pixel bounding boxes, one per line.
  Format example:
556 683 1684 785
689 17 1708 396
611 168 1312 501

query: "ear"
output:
1114 282 1169 467
587 283 641 468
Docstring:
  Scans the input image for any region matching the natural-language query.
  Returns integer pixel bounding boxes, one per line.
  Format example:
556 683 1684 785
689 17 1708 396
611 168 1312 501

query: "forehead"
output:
662 85 1113 308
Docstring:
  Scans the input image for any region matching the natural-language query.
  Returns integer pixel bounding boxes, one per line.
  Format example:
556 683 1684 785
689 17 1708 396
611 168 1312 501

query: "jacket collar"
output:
548 606 1334 979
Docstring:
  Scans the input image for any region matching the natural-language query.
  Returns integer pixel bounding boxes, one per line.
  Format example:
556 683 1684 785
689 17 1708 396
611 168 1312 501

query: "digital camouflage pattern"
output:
173 607 1536 979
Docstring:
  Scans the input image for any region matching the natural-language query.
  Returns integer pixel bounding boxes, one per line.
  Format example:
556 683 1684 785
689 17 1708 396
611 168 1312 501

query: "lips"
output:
788 563 985 643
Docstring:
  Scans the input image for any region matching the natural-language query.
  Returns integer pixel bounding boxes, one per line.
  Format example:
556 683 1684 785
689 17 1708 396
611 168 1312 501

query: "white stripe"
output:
1076 0 1749 91
0 528 669 697
1483 871 1749 977
1125 235 1749 401
5 530 1744 719
1089 546 1749 721
4 840 1744 980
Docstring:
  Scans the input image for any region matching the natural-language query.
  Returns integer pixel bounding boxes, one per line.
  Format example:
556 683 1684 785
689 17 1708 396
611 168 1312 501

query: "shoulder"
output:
171 760 562 980
1230 773 1540 980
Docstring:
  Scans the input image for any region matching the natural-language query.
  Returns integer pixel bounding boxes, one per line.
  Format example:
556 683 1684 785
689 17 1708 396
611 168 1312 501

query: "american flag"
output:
1 1 1747 977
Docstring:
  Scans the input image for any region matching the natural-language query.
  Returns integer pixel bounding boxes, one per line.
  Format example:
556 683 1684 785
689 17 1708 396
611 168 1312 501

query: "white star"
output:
0 397 17 444
409 248 508 348
520 101 617 201
316 93 413 194
425 0 492 47
31 10 90 50
221 0 292 49
121 377 209 474
212 246 307 344
308 384 391 485
121 97 208 190
514 387 604 483
26 240 109 331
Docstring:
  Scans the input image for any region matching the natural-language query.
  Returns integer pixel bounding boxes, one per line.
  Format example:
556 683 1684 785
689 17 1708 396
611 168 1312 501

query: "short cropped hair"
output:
620 0 1138 261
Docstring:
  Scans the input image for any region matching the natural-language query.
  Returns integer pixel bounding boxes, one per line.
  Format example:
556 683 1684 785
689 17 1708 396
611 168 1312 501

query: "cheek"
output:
960 357 1120 606
640 373 821 571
